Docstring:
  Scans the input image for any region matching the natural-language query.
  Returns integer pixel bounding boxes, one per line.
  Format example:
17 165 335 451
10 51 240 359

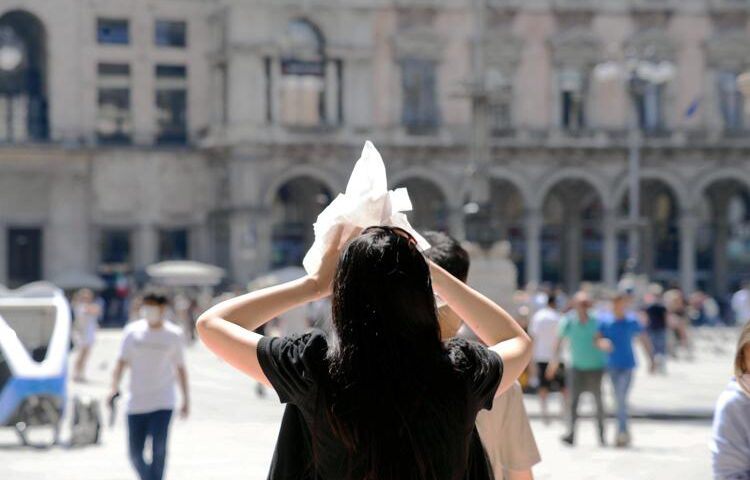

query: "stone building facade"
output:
1 0 750 306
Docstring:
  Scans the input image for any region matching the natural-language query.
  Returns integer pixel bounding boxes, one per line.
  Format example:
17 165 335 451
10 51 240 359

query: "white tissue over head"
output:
302 141 431 275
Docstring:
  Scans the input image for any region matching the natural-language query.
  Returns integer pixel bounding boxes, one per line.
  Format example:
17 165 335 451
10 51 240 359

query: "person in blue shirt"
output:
596 292 654 447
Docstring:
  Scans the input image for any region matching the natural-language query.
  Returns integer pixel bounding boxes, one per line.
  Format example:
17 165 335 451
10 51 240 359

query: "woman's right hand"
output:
308 224 361 299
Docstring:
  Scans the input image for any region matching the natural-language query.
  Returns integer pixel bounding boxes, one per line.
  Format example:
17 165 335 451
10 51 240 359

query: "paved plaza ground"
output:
0 326 736 480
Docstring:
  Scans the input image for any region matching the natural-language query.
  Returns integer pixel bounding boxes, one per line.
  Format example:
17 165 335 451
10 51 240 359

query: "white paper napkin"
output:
302 141 431 274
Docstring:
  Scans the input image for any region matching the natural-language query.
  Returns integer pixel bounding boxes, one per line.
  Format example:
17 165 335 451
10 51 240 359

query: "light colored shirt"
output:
711 379 750 480
559 310 606 371
528 306 561 362
118 319 185 414
476 382 541 475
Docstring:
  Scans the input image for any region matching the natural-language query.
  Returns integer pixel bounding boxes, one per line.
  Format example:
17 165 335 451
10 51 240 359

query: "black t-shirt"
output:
258 330 503 480
645 303 668 331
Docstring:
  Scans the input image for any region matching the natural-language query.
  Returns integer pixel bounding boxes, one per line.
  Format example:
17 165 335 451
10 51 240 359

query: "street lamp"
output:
594 53 675 275
0 26 24 142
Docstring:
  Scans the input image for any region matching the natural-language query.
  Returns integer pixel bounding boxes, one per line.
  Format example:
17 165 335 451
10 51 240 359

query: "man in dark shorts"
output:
643 284 668 373
528 293 567 423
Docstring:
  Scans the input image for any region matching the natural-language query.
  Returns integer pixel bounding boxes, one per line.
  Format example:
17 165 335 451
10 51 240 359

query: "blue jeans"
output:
648 329 667 357
127 409 173 480
608 369 633 434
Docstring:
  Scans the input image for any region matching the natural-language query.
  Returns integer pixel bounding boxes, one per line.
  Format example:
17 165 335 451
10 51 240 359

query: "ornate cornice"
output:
705 32 750 70
391 26 446 61
624 29 676 61
549 27 601 68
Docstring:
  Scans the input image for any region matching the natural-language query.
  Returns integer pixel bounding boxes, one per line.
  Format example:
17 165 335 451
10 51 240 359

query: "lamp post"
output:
0 27 24 142
594 54 675 275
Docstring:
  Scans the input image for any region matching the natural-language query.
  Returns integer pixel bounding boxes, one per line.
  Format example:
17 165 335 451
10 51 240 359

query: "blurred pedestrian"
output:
546 291 607 446
710 321 750 479
643 284 669 373
665 289 692 360
528 292 567 424
71 288 102 382
108 291 190 480
731 281 750 326
596 293 654 447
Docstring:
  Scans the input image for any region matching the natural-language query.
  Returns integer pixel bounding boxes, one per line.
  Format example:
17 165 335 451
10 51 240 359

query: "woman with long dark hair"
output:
197 225 532 479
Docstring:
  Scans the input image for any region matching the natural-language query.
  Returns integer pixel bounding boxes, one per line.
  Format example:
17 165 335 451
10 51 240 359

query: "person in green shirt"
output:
546 291 607 446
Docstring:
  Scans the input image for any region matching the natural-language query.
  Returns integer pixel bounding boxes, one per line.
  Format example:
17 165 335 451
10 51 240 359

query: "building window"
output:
635 81 665 132
155 65 188 144
718 71 743 131
100 229 131 265
279 19 333 127
97 18 129 45
97 63 131 144
486 69 513 135
159 228 189 260
155 20 186 48
559 69 585 130
401 59 439 135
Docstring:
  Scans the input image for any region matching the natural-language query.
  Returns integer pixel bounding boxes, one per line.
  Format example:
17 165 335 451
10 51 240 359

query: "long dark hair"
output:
322 226 466 480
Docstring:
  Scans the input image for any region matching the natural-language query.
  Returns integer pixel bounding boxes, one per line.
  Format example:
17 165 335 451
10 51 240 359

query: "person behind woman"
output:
423 231 541 480
711 321 750 480
197 225 532 479
72 288 103 382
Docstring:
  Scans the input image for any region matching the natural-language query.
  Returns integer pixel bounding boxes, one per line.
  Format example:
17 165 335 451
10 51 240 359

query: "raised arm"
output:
196 276 320 385
428 261 532 396
196 225 353 385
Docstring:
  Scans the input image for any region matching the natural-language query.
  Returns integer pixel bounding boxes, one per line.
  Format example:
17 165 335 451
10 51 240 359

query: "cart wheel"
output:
14 422 29 446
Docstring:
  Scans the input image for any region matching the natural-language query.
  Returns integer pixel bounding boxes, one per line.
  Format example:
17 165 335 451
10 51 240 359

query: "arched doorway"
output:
542 179 603 292
619 179 680 285
464 178 526 285
0 10 48 141
697 179 750 296
270 177 333 268
393 177 449 232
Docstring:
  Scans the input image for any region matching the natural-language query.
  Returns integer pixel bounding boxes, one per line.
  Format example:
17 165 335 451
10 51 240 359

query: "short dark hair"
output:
422 231 470 282
142 290 169 305
547 293 557 307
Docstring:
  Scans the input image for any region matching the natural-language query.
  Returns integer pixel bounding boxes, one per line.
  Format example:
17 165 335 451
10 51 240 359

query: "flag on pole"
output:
684 97 701 118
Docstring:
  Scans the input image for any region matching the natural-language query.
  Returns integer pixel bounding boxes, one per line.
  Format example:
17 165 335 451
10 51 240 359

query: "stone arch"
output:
267 173 337 268
613 168 690 214
689 167 750 210
694 173 750 295
532 167 611 211
487 168 534 209
390 167 458 207
262 165 343 208
389 172 450 232
540 177 605 291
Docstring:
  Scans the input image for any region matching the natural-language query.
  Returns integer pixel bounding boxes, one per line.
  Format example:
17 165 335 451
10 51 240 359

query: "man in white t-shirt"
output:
528 293 566 423
108 291 190 480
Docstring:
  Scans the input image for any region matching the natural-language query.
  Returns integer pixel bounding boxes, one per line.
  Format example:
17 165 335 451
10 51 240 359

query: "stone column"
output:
0 220 6 284
524 209 542 287
714 217 729 296
564 213 582 293
679 211 699 294
603 210 618 288
135 224 159 270
448 206 467 242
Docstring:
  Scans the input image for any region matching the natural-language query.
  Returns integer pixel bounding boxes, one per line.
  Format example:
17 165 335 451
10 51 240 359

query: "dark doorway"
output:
8 227 42 287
